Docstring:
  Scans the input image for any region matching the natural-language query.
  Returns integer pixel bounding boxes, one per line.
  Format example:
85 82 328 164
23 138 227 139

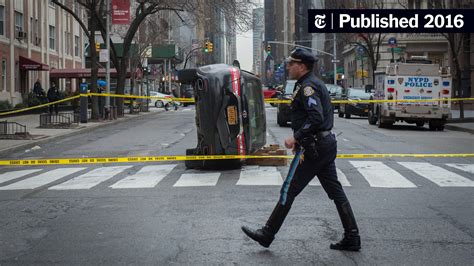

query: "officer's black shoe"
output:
330 230 361 251
241 225 274 248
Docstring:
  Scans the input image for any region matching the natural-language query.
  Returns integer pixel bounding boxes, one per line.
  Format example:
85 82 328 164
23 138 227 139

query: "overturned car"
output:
178 64 267 169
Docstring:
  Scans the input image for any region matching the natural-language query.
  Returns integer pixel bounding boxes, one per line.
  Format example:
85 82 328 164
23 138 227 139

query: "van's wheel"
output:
338 111 344 118
437 125 445 131
416 121 425 127
345 113 351 119
377 111 392 128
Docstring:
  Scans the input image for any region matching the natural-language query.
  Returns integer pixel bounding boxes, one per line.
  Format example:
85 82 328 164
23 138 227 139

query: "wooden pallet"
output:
245 144 288 166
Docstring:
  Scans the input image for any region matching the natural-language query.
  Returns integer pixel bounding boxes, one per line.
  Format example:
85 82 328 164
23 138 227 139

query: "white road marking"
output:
399 162 474 187
342 138 349 142
0 168 86 190
237 166 283 186
0 169 42 184
173 172 220 187
49 166 132 190
446 164 474 176
110 165 177 189
309 168 351 186
350 161 417 188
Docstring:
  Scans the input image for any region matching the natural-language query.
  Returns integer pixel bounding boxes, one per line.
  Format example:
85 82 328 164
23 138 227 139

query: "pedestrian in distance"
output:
241 48 361 251
47 82 60 115
33 78 45 97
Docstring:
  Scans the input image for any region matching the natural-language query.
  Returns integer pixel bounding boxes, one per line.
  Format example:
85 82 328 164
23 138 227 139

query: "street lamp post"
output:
105 0 111 117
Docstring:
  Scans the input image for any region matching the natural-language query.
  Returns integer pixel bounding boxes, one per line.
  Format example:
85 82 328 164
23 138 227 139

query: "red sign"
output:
112 0 130 24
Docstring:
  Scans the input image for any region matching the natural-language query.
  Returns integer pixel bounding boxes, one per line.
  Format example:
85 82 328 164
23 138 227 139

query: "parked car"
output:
178 64 267 169
325 84 344 110
263 86 277 99
338 88 372 118
276 80 297 126
149 91 178 111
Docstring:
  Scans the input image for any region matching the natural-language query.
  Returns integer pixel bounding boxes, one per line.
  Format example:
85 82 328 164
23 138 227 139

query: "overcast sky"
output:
235 0 263 72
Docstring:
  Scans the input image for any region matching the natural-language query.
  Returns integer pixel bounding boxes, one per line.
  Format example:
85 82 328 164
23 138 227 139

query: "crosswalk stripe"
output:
309 168 351 186
173 172 220 187
0 168 86 190
236 166 282 186
350 161 417 188
399 162 474 187
446 163 474 175
110 165 177 189
49 166 132 190
0 169 42 184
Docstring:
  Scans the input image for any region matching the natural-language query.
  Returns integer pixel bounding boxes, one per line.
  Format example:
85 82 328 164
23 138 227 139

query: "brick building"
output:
0 0 86 106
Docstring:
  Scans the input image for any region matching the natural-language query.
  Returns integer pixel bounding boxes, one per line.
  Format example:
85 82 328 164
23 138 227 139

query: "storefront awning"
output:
19 56 50 71
50 68 131 78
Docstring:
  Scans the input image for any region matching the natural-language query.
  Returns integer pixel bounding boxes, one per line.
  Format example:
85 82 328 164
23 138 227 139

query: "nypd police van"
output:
368 57 451 131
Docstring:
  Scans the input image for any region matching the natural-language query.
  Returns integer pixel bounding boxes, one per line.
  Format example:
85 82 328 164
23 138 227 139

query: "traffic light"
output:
203 41 209 53
266 45 271 55
95 42 100 52
208 42 213 53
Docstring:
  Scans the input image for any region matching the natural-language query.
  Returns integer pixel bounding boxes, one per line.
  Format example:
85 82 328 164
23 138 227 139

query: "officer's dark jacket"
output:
291 72 333 142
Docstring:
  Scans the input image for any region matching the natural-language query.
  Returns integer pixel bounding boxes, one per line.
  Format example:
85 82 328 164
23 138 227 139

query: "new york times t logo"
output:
314 14 326 29
308 9 473 33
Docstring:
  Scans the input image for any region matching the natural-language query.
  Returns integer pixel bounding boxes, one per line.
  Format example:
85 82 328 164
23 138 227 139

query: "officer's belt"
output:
314 131 331 140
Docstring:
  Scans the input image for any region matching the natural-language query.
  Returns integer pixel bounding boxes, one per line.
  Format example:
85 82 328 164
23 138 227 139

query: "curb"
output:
445 125 474 134
0 109 165 157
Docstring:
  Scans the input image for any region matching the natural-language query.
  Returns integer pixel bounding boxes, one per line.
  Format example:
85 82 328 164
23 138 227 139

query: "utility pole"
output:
333 33 337 85
105 0 111 116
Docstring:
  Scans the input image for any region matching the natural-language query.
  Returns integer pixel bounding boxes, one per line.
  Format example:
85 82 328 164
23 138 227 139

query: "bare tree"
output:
325 0 387 86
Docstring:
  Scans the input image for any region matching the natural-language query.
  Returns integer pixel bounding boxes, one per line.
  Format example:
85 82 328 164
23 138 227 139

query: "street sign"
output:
99 49 109 62
388 37 397 47
357 46 365 55
387 47 404 53
331 59 340 63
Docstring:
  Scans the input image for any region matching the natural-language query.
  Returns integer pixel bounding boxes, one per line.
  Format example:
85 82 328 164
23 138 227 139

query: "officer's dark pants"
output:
265 133 357 236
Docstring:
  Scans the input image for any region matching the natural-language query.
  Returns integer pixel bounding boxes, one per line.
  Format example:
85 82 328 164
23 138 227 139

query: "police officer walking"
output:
241 48 361 251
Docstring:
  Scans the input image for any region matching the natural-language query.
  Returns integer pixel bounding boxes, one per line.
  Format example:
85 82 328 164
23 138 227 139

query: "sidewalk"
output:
0 107 165 156
446 110 474 134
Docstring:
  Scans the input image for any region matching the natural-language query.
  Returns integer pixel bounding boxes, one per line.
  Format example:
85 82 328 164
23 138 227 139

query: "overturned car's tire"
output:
184 148 204 169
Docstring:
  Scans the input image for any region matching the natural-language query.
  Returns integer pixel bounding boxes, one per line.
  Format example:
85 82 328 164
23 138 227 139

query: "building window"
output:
74 1 79 14
65 31 69 55
0 6 4 36
74 35 80 56
49 25 56 50
1 59 6 92
15 11 24 33
34 19 40 46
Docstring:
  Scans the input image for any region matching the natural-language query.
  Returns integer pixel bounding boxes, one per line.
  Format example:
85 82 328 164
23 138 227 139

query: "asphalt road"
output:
0 105 473 265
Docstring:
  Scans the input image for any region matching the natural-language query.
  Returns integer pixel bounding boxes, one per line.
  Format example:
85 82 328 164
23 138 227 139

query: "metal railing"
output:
0 121 27 136
39 112 79 128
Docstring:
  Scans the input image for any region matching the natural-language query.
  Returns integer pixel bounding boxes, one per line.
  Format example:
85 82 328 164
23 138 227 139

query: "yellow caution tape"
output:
0 95 80 116
1 153 473 166
265 97 474 104
1 92 472 116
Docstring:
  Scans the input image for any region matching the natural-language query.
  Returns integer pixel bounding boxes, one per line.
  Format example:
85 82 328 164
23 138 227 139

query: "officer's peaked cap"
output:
286 48 317 64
